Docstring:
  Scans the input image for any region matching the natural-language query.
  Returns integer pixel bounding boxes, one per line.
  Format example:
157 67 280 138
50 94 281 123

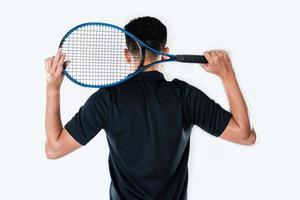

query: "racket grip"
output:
176 55 208 64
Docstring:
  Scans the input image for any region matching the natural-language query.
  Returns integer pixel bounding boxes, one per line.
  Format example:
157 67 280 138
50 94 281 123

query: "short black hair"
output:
124 16 167 56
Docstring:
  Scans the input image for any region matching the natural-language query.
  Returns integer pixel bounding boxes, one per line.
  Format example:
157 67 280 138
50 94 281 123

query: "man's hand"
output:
44 48 69 91
200 50 234 79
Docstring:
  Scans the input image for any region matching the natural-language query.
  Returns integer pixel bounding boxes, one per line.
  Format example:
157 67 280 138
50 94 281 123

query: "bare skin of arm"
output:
44 48 82 160
200 50 256 145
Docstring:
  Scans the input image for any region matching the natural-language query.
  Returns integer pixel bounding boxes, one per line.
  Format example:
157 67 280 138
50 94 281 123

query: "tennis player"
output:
44 16 256 200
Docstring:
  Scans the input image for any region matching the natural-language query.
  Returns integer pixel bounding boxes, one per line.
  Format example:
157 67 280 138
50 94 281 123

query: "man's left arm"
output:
44 49 81 160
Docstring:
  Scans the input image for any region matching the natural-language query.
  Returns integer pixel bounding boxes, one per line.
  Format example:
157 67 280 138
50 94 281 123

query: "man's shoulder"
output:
85 88 111 105
171 78 188 85
171 78 194 91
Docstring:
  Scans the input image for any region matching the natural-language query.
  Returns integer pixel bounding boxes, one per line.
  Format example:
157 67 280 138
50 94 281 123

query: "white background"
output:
0 0 299 199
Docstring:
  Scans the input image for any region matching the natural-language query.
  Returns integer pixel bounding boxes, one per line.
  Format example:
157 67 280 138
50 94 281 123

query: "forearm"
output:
45 89 63 148
221 73 251 132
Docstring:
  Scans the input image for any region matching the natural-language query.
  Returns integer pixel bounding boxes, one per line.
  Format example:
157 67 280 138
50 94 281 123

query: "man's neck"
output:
144 66 159 72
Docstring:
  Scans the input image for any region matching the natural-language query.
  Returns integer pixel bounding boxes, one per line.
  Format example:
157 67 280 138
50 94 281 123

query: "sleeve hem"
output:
215 112 232 137
64 123 87 146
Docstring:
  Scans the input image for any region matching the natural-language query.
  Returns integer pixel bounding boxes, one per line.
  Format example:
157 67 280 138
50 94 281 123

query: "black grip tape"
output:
176 55 208 64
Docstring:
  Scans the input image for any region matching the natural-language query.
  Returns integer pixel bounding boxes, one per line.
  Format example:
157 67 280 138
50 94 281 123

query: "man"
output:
44 16 256 200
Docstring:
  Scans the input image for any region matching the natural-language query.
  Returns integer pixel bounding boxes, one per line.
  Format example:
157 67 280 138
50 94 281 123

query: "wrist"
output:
219 71 236 82
46 87 60 96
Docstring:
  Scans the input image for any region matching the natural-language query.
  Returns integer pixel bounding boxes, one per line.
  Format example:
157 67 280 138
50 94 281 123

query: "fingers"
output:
210 50 218 61
44 49 67 91
204 49 229 60
45 48 68 76
200 51 211 70
44 56 54 73
200 51 210 71
51 48 63 73
216 49 229 57
56 53 66 75
203 51 212 63
200 49 231 75
215 50 223 57
44 56 53 82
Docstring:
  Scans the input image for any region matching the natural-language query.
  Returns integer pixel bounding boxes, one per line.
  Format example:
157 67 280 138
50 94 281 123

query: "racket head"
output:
59 22 148 88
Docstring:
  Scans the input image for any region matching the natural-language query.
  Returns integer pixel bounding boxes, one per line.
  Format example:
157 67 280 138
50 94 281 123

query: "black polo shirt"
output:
65 71 232 200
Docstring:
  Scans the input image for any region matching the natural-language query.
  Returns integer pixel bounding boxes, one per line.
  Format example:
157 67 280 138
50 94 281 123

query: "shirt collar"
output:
131 71 165 81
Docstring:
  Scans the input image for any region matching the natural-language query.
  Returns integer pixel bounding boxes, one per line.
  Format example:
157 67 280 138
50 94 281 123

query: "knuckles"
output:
44 57 54 66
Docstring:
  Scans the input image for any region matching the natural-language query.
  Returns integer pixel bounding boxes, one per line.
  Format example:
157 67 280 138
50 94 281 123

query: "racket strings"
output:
61 25 141 86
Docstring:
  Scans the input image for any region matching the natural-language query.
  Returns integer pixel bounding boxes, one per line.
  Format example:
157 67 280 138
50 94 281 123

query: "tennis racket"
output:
59 22 208 88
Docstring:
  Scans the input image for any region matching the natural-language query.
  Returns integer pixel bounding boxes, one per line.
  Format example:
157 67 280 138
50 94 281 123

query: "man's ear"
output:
162 47 170 60
163 47 170 54
124 49 131 63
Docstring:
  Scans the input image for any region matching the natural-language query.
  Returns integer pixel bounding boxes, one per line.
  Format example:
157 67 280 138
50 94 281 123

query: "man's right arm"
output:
201 50 256 145
219 72 256 145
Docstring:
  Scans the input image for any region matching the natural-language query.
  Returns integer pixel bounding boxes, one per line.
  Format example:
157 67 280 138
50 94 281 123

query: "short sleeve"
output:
176 79 232 137
64 89 110 145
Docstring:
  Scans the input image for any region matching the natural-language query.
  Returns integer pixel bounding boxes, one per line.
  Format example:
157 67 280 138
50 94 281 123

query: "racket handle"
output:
176 55 208 64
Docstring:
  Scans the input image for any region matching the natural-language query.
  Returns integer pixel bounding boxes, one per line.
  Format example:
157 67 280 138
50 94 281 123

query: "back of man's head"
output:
124 16 167 58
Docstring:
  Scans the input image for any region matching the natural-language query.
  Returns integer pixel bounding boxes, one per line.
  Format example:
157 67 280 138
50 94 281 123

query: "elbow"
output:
240 129 257 145
45 142 61 160
46 150 59 160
